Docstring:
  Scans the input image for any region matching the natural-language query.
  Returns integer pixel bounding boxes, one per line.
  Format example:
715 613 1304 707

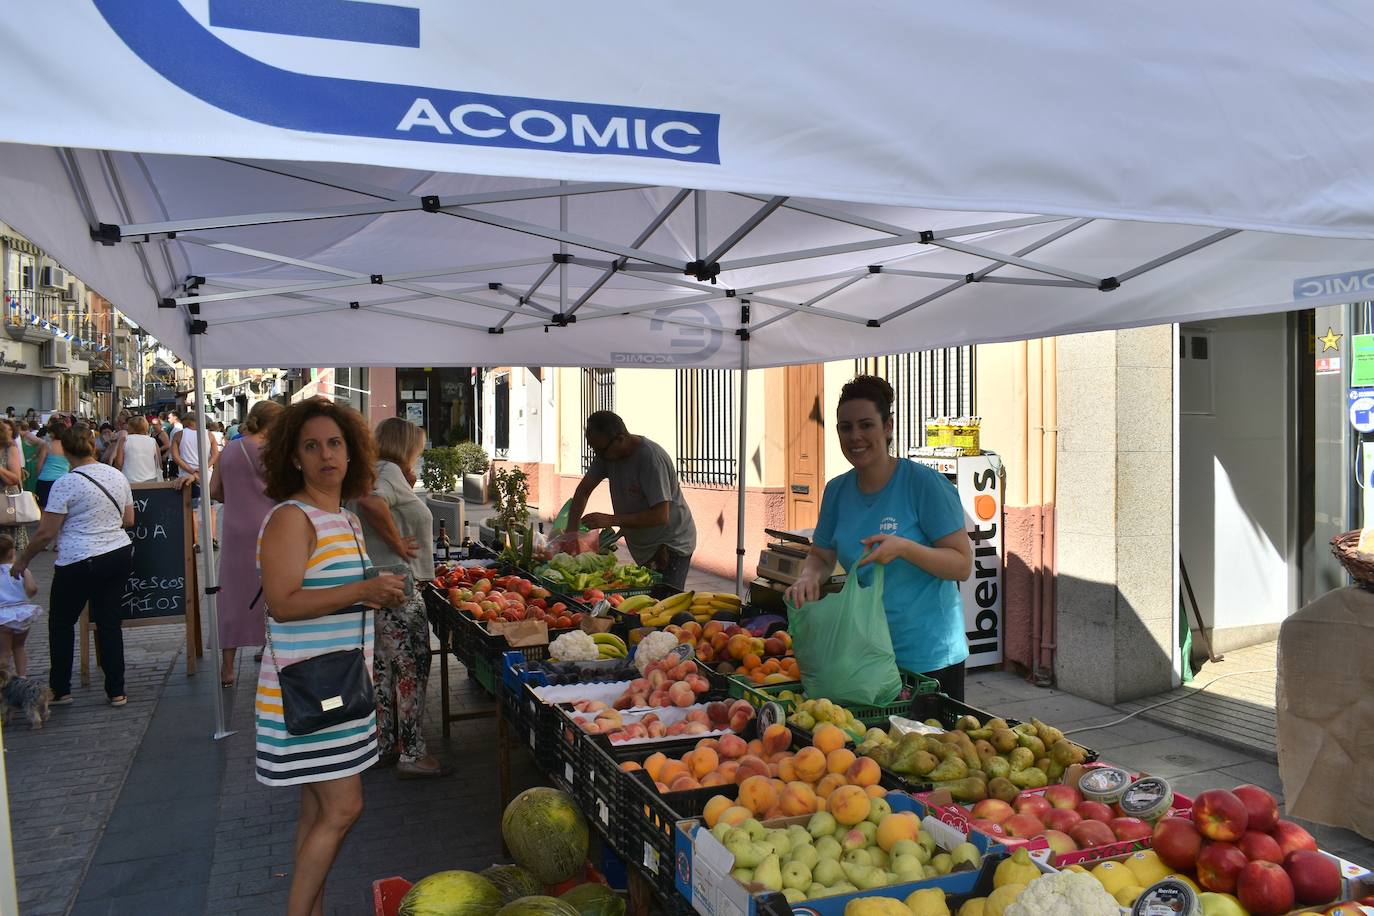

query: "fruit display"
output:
525 659 638 686
481 865 545 905
500 787 590 885
700 796 983 904
609 657 713 709
534 552 657 592
788 699 867 742
557 883 624 916
495 895 581 916
636 590 742 627
446 573 583 628
547 631 628 662
953 783 1160 862
396 869 503 916
858 713 1088 793
575 700 755 744
658 618 799 681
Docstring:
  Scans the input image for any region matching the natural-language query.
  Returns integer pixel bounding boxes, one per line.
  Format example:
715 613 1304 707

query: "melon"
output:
500 788 588 884
398 870 503 916
560 883 625 916
481 865 544 905
496 896 581 916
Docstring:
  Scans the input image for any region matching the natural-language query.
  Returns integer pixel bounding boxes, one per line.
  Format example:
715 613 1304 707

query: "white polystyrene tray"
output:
566 702 735 744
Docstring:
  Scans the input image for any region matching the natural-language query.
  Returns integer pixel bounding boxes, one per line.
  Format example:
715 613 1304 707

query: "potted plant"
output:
420 446 465 543
485 465 530 552
453 440 490 504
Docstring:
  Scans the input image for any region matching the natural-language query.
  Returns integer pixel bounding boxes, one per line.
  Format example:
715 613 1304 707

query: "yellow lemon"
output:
1090 861 1133 896
1114 885 1145 907
1169 873 1202 894
1064 864 1089 874
1123 850 1171 887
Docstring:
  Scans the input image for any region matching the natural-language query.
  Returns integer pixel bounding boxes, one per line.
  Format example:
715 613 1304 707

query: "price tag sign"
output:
643 842 660 874
597 798 610 827
668 642 696 664
590 599 613 618
757 701 786 733
564 762 575 783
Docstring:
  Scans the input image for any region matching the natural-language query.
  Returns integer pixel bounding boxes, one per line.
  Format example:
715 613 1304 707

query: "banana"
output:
597 644 625 659
657 591 694 612
618 594 656 614
592 633 628 654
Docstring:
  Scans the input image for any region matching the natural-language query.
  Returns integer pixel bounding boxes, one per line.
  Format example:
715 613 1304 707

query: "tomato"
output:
548 602 567 615
555 615 573 628
569 613 584 626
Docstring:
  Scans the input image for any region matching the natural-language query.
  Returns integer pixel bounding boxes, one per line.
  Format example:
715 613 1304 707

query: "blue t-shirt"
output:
812 459 968 674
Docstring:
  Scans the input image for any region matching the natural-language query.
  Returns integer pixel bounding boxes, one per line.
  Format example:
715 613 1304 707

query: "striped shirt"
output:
254 500 378 787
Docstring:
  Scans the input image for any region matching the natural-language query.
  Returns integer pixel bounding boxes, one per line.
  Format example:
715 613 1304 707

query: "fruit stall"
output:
391 559 1374 916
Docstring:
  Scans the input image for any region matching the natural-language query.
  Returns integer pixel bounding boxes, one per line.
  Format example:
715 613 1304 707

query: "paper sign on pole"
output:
1353 335 1374 387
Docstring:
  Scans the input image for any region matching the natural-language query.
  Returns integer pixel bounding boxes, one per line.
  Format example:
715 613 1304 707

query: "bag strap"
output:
70 468 124 515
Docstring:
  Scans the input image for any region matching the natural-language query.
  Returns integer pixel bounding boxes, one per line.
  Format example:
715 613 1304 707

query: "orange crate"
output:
372 877 412 916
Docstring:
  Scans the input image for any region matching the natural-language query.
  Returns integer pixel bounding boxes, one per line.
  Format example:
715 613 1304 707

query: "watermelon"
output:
560 883 625 916
500 788 588 884
398 870 503 916
481 865 543 905
496 896 580 916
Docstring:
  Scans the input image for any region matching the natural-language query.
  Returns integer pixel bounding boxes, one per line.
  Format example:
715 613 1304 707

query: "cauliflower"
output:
634 630 680 673
1002 871 1119 916
549 630 599 661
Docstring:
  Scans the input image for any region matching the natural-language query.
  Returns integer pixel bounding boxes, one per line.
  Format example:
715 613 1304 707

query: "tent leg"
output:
191 332 234 741
734 333 750 596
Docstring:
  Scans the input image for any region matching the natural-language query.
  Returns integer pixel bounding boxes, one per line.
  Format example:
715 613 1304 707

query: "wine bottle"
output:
435 519 451 562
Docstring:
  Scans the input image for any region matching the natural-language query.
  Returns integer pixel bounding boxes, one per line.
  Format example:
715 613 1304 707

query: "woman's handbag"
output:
264 526 375 736
3 486 40 525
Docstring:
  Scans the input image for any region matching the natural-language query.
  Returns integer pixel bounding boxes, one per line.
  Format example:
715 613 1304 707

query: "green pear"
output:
743 819 767 840
890 854 923 881
805 883 830 900
754 854 783 893
787 825 813 849
788 844 820 870
917 831 937 856
831 882 858 895
711 822 733 842
866 797 893 824
842 848 872 868
922 865 939 879
840 860 877 889
781 888 806 905
949 842 982 870
807 812 837 839
864 727 889 745
781 861 812 891
762 830 791 857
854 821 878 845
841 829 868 852
889 839 922 860
725 831 768 869
812 858 844 887
815 836 842 861
867 847 889 870
730 867 753 884
930 853 953 876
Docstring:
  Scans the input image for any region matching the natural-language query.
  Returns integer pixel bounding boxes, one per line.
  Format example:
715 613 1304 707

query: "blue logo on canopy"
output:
93 0 721 163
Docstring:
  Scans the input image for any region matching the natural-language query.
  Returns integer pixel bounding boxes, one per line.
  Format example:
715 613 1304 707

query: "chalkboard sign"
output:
121 482 193 623
90 370 113 393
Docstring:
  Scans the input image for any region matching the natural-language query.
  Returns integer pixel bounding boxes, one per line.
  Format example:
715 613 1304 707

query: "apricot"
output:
829 784 872 826
761 723 791 756
643 752 668 782
696 737 720 753
700 772 729 787
864 785 887 798
815 773 848 799
736 755 770 781
780 781 818 816
620 761 642 772
826 748 857 775
718 804 752 827
846 756 881 787
747 739 765 757
669 775 700 792
727 633 753 661
767 763 780 778
718 761 740 782
738 775 780 815
813 795 827 812
717 734 748 760
659 760 689 786
812 723 847 755
776 754 798 783
689 747 719 779
793 746 827 783
875 811 921 851
703 795 734 828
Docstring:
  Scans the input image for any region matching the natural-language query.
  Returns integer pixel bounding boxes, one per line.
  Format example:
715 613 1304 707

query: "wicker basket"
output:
1330 530 1374 590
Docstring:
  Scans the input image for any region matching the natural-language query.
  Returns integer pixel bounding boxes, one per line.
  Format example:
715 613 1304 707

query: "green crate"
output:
726 676 804 712
842 669 941 726
471 652 498 695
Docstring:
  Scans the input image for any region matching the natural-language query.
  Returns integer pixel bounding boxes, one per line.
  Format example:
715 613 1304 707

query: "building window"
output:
494 373 510 458
854 347 976 456
333 366 370 415
675 369 738 486
1179 327 1214 416
580 368 616 472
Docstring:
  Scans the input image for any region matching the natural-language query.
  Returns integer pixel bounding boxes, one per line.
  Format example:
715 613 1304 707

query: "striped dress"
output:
255 500 378 787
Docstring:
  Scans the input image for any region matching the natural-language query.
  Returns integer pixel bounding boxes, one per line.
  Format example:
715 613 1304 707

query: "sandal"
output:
397 758 454 780
221 680 235 689
52 695 73 706
109 696 127 707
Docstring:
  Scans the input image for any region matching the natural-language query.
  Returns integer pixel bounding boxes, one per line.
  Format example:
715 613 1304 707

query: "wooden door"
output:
785 364 824 530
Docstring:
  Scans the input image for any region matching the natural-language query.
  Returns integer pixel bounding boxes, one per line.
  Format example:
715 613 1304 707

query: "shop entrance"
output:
785 364 824 530
396 367 476 447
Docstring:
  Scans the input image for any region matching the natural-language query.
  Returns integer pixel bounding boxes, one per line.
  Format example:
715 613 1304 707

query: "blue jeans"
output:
656 549 693 591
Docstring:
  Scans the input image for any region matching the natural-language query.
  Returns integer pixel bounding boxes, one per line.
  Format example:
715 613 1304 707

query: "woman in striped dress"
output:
257 398 406 916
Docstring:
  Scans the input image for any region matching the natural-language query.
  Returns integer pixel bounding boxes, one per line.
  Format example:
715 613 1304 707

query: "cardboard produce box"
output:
1278 585 1374 841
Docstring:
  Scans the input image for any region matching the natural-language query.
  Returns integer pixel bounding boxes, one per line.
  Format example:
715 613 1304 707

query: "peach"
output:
668 681 695 707
738 775 780 815
717 734 748 759
762 723 792 756
696 737 720 752
689 748 719 779
876 811 921 851
643 752 668 782
767 763 780 778
793 746 827 783
718 805 752 827
747 739 765 757
736 755 770 781
814 794 828 812
727 633 753 661
659 760 689 786
846 757 881 788
812 724 847 755
669 775 700 792
815 773 848 799
703 795 734 827
826 748 857 775
780 782 818 817
777 755 798 784
718 761 740 782
620 761 642 772
864 785 888 799
701 772 729 787
830 785 872 825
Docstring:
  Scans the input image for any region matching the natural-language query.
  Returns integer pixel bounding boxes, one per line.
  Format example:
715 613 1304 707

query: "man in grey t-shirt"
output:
566 411 697 589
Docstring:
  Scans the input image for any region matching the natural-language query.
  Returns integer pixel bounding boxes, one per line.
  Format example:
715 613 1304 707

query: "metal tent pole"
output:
190 330 234 740
734 323 751 595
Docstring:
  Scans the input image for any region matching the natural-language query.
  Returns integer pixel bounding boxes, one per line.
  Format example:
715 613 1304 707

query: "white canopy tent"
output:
4 1 1374 745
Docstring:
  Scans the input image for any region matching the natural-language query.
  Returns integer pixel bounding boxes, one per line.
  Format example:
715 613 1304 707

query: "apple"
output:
969 818 1006 837
1196 841 1249 893
1042 784 1083 810
1193 789 1250 842
970 799 1015 824
1238 830 1284 865
1075 800 1114 823
1236 860 1295 915
1014 794 1053 820
1231 784 1280 834
1003 813 1045 838
1109 816 1154 842
1284 850 1341 906
1042 808 1082 834
1153 816 1204 871
1069 819 1116 849
1040 829 1078 858
1270 820 1318 859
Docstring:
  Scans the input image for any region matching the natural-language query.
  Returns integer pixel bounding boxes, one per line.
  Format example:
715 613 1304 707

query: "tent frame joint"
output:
735 328 751 341
90 223 122 245
868 264 883 273
1098 276 1121 291
551 253 572 264
188 319 208 336
685 259 720 283
370 274 384 284
349 301 360 310
487 326 504 335
420 195 442 212
867 319 881 328
919 230 935 243
551 313 576 327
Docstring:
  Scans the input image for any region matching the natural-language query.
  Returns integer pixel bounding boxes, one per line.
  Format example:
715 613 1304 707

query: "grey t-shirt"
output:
586 436 696 565
355 460 435 582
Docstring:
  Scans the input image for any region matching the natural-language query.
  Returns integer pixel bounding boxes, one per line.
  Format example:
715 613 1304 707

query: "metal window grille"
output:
675 369 737 486
580 368 616 472
853 346 976 456
494 373 510 458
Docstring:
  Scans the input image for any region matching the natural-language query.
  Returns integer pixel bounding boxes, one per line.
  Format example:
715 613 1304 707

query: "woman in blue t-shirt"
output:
784 376 974 699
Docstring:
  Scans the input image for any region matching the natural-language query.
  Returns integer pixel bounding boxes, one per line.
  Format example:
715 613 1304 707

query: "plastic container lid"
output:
1078 766 1132 804
1132 878 1201 916
1120 776 1175 823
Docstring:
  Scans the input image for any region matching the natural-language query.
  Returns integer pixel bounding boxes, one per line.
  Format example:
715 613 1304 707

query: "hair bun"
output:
839 374 894 418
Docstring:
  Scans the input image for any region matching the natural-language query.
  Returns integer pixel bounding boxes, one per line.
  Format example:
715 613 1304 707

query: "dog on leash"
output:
0 670 52 729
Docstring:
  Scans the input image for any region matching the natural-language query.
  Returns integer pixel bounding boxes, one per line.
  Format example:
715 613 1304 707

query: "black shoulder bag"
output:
265 520 375 736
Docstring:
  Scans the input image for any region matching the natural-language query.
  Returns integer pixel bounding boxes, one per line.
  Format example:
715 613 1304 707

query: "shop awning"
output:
3 2 1374 369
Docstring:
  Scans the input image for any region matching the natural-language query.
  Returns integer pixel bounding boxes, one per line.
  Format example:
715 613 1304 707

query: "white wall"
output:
1179 314 1289 631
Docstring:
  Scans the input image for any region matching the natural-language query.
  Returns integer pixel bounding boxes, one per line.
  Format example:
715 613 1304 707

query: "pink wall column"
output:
369 366 396 429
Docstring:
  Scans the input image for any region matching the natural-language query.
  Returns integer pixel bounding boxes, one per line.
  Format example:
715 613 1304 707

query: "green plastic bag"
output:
788 563 902 707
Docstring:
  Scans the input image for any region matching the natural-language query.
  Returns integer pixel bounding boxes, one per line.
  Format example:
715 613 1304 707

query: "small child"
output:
0 534 41 675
